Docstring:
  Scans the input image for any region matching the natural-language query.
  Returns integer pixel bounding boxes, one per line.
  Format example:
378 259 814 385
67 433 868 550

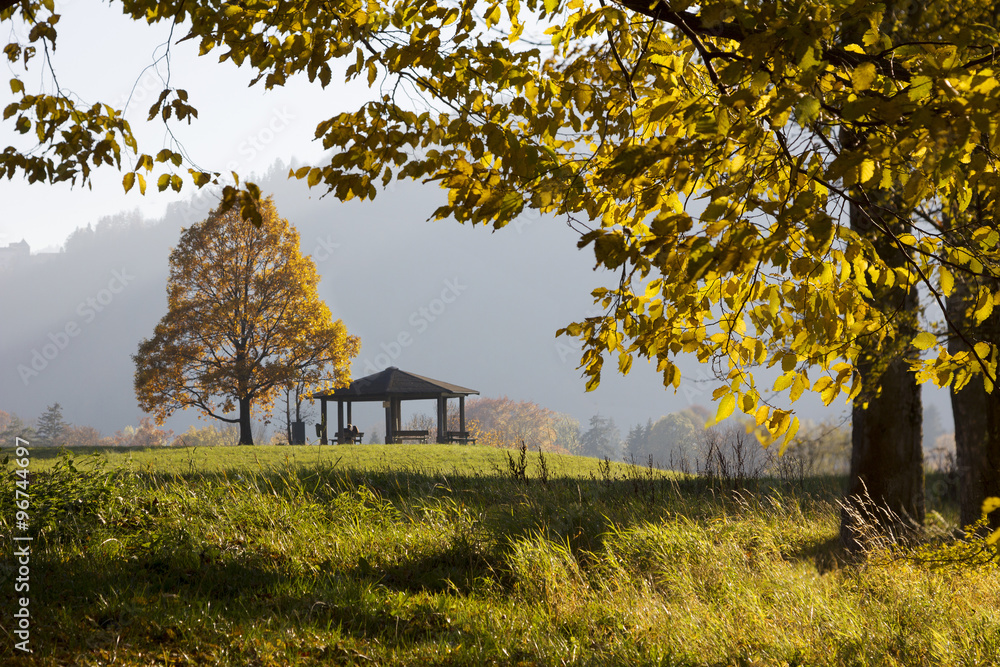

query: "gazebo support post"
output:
436 397 446 443
337 400 345 444
393 398 402 437
320 398 328 445
384 401 393 445
459 396 466 435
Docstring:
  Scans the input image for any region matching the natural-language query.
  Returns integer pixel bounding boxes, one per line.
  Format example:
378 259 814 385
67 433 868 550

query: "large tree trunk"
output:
842 356 924 549
948 275 1000 531
840 195 924 552
239 396 254 445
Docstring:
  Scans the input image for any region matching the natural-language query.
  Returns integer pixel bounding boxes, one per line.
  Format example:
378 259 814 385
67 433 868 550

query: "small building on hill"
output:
311 367 479 444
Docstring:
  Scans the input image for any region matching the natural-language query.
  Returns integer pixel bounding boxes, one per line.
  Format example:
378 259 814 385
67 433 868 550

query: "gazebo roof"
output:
312 367 479 402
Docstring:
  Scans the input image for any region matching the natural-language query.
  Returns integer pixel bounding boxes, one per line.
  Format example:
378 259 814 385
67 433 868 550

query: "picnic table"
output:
393 430 429 443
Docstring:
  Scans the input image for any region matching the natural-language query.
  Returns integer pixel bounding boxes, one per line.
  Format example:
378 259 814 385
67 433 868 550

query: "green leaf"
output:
907 76 933 101
796 95 821 124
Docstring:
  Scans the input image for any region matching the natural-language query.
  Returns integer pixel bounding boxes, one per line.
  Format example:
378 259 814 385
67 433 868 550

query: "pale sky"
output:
2 2 372 251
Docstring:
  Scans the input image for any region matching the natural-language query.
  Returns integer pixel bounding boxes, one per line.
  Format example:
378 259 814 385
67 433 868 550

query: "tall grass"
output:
0 445 998 665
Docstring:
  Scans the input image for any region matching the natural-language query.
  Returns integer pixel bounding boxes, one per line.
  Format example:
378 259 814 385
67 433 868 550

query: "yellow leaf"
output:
975 295 994 324
123 172 135 193
754 405 769 426
859 159 875 184
715 393 736 423
773 374 794 392
781 353 797 373
983 497 1000 515
913 332 937 350
617 352 632 375
778 416 799 456
851 62 877 91
939 266 954 297
820 385 838 406
789 373 807 402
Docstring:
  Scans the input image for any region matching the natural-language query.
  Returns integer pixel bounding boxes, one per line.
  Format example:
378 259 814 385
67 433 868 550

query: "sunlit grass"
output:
1 445 998 665
20 443 651 479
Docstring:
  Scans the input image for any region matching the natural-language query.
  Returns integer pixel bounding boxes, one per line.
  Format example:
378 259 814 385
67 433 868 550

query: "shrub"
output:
172 423 239 447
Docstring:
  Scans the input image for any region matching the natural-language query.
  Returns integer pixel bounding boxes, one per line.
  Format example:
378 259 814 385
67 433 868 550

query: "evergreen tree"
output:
35 403 68 446
624 422 648 462
581 414 622 461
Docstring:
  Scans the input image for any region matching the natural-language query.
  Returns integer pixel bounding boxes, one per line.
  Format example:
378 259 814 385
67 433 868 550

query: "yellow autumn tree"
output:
133 197 360 445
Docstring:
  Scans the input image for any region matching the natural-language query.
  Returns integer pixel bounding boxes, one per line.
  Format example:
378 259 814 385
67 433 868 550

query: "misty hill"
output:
2 163 702 437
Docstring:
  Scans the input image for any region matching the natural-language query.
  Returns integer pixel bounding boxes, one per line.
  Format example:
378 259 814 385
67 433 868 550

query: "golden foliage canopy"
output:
6 0 1000 447
133 198 359 436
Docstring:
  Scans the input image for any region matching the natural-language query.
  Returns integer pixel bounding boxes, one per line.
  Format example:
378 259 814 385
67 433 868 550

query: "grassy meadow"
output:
1 443 999 665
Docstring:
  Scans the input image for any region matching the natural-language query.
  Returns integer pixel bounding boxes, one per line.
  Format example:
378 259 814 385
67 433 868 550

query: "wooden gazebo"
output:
311 367 479 444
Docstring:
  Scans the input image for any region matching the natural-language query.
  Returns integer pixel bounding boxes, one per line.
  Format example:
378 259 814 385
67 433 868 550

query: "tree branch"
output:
613 1 914 83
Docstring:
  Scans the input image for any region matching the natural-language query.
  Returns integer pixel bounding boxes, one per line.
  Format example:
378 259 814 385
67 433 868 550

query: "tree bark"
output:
840 194 924 552
842 355 924 549
239 395 254 445
948 276 1000 531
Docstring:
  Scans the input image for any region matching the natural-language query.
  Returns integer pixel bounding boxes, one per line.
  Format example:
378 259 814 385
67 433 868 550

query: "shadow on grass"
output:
19 539 489 659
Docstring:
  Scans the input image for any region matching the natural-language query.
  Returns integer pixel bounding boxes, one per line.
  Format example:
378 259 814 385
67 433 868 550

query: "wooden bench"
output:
446 430 477 445
338 431 364 444
393 430 429 443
